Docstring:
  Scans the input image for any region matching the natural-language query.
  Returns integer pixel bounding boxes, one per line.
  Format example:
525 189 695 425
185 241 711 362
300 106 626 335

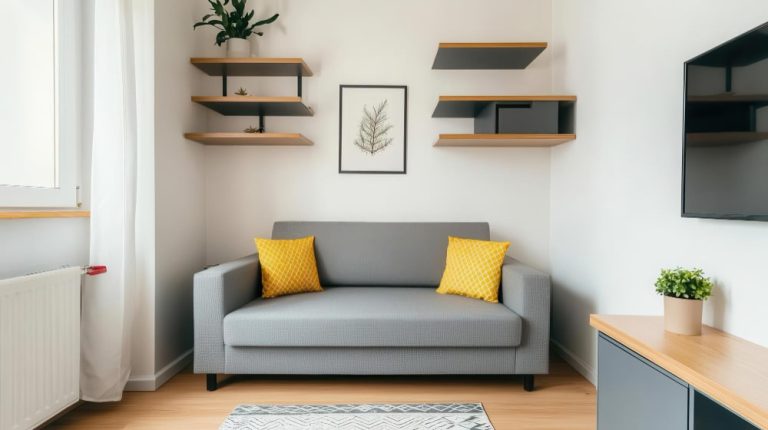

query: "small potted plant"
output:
655 267 713 335
194 0 279 58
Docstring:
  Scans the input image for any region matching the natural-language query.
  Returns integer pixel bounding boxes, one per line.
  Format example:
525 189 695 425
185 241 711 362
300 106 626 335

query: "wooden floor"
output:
49 355 595 430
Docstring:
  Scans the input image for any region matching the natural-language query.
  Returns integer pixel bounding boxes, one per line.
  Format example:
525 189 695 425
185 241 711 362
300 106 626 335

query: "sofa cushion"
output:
254 236 323 298
223 287 522 348
437 236 510 303
271 222 490 286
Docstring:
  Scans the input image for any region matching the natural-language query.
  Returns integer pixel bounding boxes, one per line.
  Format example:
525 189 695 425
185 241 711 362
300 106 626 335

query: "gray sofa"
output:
193 222 551 391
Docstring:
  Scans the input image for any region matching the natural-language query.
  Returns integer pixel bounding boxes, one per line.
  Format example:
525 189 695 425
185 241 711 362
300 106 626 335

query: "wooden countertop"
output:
590 315 768 429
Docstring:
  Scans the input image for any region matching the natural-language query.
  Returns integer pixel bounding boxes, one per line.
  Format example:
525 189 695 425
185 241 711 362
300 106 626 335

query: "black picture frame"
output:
338 85 408 174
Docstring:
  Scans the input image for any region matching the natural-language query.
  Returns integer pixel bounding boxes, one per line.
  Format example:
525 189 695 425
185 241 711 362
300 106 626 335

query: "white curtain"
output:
81 0 139 402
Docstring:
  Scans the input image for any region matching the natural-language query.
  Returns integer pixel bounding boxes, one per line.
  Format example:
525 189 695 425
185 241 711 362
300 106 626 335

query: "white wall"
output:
0 219 89 280
199 0 555 272
550 0 768 382
152 0 208 379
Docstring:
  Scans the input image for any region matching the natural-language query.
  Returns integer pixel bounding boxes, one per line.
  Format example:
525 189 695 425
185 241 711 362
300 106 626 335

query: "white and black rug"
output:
220 403 495 430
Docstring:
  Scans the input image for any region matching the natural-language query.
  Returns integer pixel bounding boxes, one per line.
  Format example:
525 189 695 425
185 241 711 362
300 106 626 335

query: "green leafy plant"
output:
235 87 248 96
194 0 279 46
243 125 259 133
655 267 713 300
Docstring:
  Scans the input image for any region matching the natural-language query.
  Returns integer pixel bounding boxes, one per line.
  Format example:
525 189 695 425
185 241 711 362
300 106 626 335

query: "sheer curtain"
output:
80 0 139 402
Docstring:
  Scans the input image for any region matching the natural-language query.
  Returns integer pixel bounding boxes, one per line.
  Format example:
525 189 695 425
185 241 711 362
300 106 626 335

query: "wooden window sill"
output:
0 210 91 220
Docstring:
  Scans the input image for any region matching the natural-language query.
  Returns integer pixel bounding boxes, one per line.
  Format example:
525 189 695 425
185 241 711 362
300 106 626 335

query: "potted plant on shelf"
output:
194 0 279 58
655 267 713 336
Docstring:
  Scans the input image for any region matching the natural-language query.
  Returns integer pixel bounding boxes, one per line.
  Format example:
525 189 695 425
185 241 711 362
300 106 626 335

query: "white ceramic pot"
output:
249 38 259 57
664 296 703 335
226 38 250 58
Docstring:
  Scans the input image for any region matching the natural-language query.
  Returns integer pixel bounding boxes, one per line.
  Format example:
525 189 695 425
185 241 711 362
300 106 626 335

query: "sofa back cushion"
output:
271 222 490 286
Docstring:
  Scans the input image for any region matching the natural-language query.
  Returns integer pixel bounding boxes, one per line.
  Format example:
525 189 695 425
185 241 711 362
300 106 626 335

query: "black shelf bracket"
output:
222 65 228 96
258 114 265 133
297 73 303 98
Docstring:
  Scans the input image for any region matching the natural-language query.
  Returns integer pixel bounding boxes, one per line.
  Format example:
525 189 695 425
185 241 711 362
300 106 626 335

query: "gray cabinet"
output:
597 333 760 430
598 334 689 429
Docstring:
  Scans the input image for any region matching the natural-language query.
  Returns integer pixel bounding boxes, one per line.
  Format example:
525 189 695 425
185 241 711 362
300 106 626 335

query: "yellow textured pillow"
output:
436 236 510 303
254 236 323 298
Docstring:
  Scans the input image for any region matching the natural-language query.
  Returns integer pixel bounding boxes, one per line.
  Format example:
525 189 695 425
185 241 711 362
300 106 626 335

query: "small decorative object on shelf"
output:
655 267 714 335
243 125 259 133
235 87 249 96
193 0 279 58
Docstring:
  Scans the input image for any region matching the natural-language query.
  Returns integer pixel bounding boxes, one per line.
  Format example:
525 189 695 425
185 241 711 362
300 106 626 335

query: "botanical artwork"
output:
339 85 407 174
354 100 394 155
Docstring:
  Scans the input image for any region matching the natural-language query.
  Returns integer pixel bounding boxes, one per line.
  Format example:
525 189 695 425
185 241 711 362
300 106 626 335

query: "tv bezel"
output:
681 21 768 222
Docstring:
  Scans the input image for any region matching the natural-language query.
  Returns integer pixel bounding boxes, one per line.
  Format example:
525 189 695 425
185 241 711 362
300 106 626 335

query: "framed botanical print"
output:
339 85 407 174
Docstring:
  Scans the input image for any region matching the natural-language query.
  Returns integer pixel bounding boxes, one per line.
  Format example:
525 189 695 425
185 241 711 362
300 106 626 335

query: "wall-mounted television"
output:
683 22 768 221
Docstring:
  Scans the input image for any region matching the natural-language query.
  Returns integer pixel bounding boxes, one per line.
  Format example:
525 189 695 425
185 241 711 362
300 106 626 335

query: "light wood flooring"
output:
49 355 595 429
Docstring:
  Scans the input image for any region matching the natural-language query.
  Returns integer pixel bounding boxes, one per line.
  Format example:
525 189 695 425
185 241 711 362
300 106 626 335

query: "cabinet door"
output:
598 334 689 430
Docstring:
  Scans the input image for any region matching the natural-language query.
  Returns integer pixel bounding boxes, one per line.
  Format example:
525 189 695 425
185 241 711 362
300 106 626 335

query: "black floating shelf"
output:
190 58 313 77
687 31 768 68
191 96 314 116
432 43 547 70
432 96 576 118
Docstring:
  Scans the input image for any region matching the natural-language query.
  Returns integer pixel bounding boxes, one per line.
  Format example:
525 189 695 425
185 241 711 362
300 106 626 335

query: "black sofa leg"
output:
523 374 534 392
207 374 218 391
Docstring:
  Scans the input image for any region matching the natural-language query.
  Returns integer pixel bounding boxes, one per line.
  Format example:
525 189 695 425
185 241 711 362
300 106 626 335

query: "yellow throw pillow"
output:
254 236 323 298
436 236 510 303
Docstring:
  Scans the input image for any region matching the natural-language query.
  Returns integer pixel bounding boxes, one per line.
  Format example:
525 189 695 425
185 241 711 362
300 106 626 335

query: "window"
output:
0 0 80 208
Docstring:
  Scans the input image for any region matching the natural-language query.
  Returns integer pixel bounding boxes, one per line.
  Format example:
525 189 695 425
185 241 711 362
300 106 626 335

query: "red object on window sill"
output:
85 265 107 276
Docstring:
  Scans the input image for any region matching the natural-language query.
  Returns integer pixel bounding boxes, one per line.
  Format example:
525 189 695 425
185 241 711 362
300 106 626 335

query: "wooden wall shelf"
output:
190 57 313 77
434 133 575 147
432 95 577 118
191 96 314 116
184 132 312 146
432 42 547 70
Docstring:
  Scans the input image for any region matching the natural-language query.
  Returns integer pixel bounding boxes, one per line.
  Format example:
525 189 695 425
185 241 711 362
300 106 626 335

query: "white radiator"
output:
0 267 81 430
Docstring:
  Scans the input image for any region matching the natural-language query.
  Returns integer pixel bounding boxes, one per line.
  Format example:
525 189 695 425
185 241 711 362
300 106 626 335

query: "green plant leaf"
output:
654 267 713 300
250 13 279 27
215 30 229 46
197 0 277 43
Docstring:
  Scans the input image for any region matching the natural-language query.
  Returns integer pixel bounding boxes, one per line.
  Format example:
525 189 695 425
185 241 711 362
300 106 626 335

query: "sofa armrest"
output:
501 256 551 374
193 253 260 373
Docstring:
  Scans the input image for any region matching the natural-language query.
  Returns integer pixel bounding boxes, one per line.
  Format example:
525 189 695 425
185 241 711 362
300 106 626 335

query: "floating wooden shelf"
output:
191 96 314 116
432 95 577 118
432 42 547 70
184 132 312 146
190 57 313 77
434 133 576 147
686 132 768 147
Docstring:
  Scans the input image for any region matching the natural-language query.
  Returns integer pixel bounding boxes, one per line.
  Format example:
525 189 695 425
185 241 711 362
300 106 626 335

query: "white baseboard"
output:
125 348 193 391
551 339 596 386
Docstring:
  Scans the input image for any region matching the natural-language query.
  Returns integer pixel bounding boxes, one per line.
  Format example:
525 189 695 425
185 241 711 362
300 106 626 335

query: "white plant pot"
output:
249 38 259 57
226 38 250 58
664 296 703 336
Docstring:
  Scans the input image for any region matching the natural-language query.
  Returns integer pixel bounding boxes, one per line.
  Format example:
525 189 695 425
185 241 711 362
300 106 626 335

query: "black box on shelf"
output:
474 101 560 134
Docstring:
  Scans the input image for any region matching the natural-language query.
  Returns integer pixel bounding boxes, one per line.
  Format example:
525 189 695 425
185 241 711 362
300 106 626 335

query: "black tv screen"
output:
683 22 768 221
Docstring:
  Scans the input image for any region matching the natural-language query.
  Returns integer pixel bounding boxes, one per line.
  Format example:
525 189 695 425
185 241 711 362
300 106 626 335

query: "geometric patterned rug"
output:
219 403 495 429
